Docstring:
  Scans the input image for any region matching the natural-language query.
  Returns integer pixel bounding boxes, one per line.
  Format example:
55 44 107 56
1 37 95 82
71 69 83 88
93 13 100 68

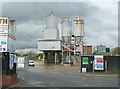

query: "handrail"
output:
61 44 74 52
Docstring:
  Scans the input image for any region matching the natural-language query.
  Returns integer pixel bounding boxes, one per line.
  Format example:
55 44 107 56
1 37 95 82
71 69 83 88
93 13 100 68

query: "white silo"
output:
38 12 61 64
73 16 84 37
73 17 84 55
43 12 59 40
46 12 57 28
61 16 72 37
61 17 72 45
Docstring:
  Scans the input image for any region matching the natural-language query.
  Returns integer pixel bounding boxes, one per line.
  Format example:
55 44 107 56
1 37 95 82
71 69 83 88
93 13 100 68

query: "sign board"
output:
8 37 16 53
94 55 104 70
0 26 8 34
82 57 89 64
9 53 14 70
14 54 16 63
9 26 16 38
17 57 25 68
0 36 7 52
82 68 87 73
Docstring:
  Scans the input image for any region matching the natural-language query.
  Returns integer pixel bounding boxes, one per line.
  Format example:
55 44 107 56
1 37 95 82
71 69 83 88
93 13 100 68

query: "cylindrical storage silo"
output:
61 16 72 37
46 12 57 28
73 17 84 37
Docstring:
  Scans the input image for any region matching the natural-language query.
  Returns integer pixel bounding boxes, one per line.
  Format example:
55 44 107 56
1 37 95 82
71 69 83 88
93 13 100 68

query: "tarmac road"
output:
16 61 118 88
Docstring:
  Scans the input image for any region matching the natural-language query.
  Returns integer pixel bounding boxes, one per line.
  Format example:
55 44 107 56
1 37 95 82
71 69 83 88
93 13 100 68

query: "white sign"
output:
0 26 8 34
82 68 87 73
17 57 25 68
14 54 16 63
9 53 14 70
94 55 104 70
18 64 24 68
0 36 7 52
94 55 103 59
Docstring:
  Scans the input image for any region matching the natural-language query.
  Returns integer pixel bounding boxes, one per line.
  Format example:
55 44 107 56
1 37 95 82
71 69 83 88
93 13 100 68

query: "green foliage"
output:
16 51 43 60
109 71 120 75
21 53 43 61
35 53 43 59
22 54 29 56
112 47 120 55
29 56 37 60
16 53 21 57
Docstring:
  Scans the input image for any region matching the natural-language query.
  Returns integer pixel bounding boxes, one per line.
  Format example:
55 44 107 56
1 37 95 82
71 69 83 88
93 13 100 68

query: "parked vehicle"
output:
29 60 35 66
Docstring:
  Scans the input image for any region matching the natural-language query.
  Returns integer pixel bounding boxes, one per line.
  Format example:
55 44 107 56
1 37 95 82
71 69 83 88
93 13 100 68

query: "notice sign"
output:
82 68 87 73
83 57 89 64
0 36 7 52
0 26 8 34
17 57 25 68
94 55 104 70
9 53 14 70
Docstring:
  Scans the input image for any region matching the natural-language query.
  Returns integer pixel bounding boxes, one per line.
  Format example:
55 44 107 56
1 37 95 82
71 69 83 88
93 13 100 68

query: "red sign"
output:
97 60 104 63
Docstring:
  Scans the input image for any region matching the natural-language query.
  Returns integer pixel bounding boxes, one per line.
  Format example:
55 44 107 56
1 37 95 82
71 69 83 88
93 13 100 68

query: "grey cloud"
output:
1 2 117 49
16 21 43 49
2 2 98 23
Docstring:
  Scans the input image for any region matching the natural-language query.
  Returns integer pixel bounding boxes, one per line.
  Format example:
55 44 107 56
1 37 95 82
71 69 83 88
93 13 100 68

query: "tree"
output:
22 54 29 56
35 53 43 59
112 47 120 55
28 50 35 57
16 53 21 56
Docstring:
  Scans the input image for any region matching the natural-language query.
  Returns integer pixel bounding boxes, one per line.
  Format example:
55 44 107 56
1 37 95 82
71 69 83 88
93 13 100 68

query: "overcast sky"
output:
1 1 118 49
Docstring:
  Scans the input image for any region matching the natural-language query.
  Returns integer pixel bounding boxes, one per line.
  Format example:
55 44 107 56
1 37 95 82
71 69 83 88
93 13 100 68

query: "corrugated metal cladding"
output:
38 40 61 51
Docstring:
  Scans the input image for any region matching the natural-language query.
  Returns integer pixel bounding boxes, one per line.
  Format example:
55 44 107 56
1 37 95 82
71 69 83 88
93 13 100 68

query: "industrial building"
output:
61 16 84 64
93 44 110 54
0 17 17 87
38 12 62 64
38 12 86 64
82 45 92 55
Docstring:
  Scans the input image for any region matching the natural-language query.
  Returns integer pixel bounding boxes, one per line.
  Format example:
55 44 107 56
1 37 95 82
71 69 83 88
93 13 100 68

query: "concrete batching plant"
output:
61 16 84 64
38 12 62 64
61 17 72 64
38 12 85 64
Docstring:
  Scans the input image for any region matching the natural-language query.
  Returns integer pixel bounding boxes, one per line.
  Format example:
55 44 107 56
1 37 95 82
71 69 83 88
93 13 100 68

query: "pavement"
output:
3 78 27 88
79 72 118 77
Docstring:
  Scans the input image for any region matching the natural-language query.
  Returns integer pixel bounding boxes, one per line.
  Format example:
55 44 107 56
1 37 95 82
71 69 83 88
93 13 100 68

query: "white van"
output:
29 60 35 66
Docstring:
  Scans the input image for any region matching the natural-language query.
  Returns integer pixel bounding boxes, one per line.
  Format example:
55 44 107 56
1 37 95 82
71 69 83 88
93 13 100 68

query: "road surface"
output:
16 62 118 87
